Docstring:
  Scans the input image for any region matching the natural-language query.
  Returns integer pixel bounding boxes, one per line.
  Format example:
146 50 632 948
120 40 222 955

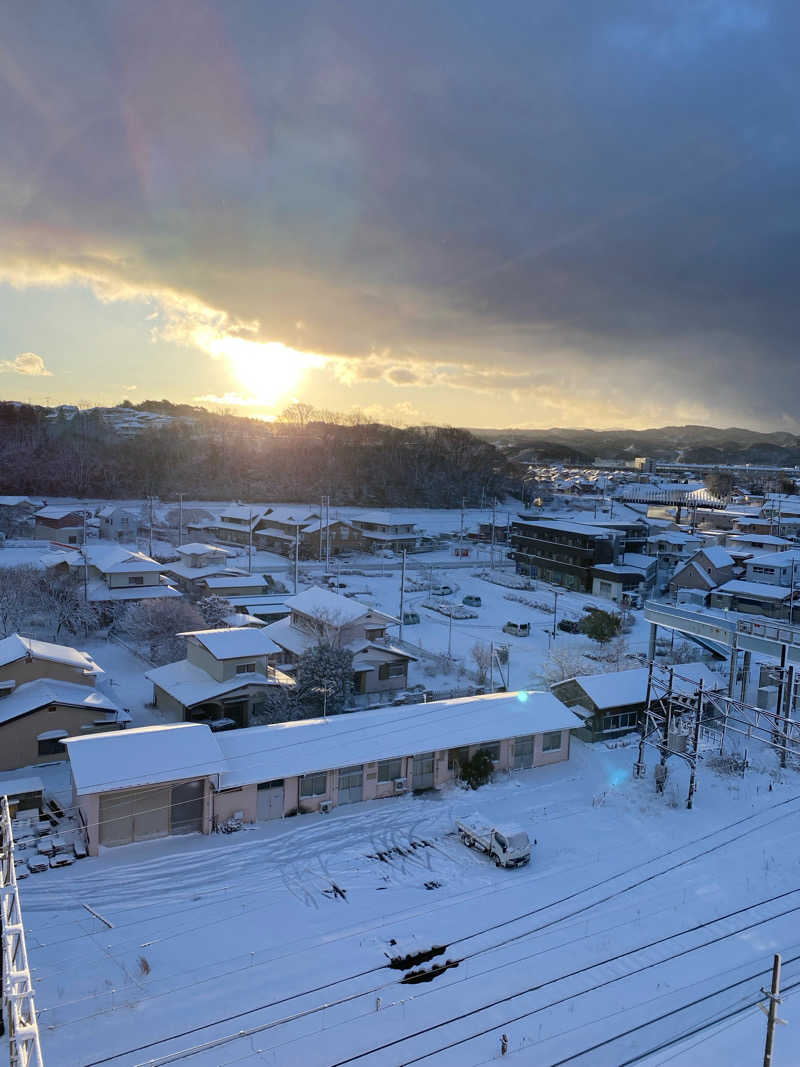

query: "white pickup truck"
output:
456 814 531 868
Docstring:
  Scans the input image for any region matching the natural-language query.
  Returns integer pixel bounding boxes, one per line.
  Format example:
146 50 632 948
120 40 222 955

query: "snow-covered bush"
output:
119 598 205 665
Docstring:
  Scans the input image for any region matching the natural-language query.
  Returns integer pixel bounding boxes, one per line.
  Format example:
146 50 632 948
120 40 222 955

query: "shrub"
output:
459 749 494 790
580 609 622 644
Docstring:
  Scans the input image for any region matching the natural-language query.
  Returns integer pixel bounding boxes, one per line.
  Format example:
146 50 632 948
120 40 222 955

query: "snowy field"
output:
21 739 800 1066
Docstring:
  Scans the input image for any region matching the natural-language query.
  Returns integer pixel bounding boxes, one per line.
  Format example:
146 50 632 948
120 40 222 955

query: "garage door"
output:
171 781 204 835
99 786 171 847
412 753 435 790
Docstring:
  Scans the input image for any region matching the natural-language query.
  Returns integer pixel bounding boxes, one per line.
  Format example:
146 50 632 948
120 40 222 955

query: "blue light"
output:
517 690 529 703
610 769 627 787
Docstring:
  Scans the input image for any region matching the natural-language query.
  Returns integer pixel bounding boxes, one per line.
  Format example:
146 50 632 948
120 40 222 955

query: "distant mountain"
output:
470 424 800 465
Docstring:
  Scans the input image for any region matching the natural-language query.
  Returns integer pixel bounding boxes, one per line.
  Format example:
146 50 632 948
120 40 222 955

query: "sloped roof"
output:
0 634 102 674
555 661 724 711
0 678 128 727
697 546 735 570
65 723 226 794
181 627 281 658
146 658 292 708
287 587 397 625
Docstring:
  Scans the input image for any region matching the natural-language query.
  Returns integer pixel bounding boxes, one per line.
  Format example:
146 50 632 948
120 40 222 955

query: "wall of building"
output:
213 784 257 826
0 704 117 773
152 685 188 721
0 658 97 687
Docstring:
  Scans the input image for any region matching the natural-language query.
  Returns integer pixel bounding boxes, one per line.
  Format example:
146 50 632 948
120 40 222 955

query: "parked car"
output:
557 618 581 634
462 595 482 607
503 621 530 637
456 815 531 868
402 611 421 625
431 585 454 596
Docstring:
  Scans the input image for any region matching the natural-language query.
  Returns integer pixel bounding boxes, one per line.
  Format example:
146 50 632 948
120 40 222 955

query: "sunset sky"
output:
2 2 799 429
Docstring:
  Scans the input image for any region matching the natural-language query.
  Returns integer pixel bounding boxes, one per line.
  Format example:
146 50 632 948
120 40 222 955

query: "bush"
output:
557 619 581 634
459 749 494 790
580 609 622 644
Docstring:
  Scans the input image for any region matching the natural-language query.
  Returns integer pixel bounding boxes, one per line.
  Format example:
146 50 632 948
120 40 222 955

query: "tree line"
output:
0 401 510 506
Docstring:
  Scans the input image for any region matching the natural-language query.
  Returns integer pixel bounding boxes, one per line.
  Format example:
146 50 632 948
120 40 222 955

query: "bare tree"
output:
541 643 590 685
119 598 205 665
471 641 492 686
0 565 40 637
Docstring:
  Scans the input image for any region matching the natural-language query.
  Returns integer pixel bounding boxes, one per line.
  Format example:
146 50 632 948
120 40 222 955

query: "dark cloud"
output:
2 0 800 425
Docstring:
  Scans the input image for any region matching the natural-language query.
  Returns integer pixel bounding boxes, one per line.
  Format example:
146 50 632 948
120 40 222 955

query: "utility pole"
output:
82 512 89 601
687 680 703 809
489 639 494 693
248 510 253 576
761 953 785 1067
319 495 325 564
552 590 560 639
399 549 407 641
294 528 299 595
178 492 184 547
781 665 794 769
325 495 331 571
448 608 453 659
148 496 153 558
634 660 653 777
490 498 497 570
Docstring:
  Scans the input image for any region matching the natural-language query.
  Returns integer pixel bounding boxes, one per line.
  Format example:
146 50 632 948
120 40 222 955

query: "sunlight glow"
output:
193 330 326 409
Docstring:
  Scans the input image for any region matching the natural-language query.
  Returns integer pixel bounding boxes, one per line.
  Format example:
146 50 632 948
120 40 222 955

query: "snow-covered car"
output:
462 595 482 607
503 621 530 637
431 585 454 596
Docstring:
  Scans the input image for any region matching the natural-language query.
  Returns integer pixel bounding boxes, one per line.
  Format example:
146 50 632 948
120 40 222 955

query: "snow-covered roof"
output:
697 546 734 570
0 775 43 797
86 582 182 603
35 506 87 520
181 627 281 658
223 613 264 627
557 662 724 711
146 659 292 707
516 518 617 538
288 587 398 625
261 616 316 656
65 723 226 794
164 562 245 580
713 580 792 600
0 496 42 508
202 575 267 590
647 531 701 546
728 535 792 547
217 691 583 788
747 550 800 568
351 511 415 527
0 634 102 674
0 678 128 727
176 542 231 556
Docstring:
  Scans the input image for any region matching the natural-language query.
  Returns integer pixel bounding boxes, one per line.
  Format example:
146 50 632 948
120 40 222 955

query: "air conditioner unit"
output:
319 800 333 813
393 778 408 794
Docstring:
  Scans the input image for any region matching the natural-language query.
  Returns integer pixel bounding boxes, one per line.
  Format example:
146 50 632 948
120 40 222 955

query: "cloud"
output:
0 351 52 376
2 3 800 427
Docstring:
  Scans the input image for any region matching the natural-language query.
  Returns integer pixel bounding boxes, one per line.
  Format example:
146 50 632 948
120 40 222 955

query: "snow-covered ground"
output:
20 738 800 1066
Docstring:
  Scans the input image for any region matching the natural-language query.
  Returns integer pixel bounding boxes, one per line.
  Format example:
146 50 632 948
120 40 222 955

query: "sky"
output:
1 1 799 430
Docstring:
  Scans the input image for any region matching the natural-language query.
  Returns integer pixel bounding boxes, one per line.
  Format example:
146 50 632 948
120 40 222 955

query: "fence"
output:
1 796 44 1067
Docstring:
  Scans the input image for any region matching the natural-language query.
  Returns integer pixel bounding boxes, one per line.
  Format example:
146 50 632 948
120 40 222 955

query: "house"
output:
0 496 42 536
146 627 294 729
263 587 416 698
64 690 583 853
33 506 89 544
349 512 418 553
646 531 704 580
0 634 129 771
225 596 291 624
727 534 793 557
45 544 182 603
551 661 724 743
510 518 619 592
197 574 270 598
744 549 800 588
162 542 244 595
187 506 266 547
709 580 795 620
591 553 657 605
64 723 224 850
97 505 139 541
668 546 736 598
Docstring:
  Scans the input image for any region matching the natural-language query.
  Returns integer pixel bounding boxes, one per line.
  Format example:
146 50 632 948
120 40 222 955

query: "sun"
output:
197 332 325 409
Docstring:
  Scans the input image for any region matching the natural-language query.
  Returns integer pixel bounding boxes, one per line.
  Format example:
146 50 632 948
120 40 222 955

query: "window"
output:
514 736 534 769
236 662 256 674
365 628 385 641
542 731 562 752
127 575 144 586
448 746 470 770
601 712 638 733
378 661 406 680
37 736 66 756
300 772 327 797
377 758 403 782
480 742 501 762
